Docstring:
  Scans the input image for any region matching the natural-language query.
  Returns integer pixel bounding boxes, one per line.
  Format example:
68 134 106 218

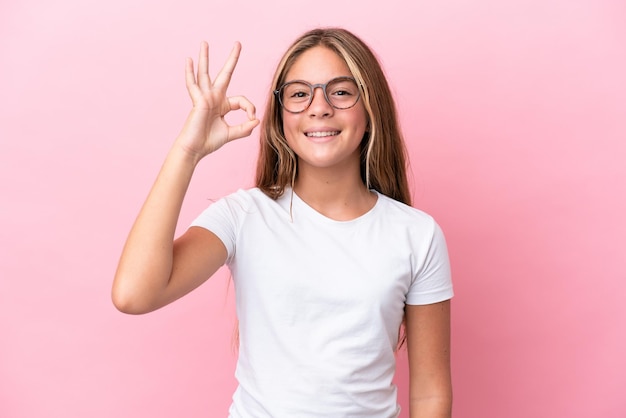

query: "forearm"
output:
112 142 199 313
406 301 452 418
409 394 452 418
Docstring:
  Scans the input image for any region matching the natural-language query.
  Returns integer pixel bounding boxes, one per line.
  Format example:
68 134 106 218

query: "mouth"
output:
304 131 340 138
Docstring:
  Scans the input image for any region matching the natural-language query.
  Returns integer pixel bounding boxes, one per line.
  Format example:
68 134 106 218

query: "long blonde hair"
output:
255 28 411 206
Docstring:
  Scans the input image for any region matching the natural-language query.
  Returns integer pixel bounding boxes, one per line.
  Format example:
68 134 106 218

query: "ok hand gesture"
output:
177 41 259 161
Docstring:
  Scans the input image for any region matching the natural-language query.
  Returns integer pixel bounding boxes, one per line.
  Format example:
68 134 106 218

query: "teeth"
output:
305 131 339 137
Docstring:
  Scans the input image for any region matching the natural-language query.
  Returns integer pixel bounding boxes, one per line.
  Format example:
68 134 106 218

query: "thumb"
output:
228 118 260 142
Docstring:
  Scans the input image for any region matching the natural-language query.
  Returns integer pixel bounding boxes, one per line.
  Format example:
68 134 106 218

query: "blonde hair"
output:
255 28 411 206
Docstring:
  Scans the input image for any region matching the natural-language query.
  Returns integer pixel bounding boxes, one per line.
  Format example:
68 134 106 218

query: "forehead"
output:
285 46 353 83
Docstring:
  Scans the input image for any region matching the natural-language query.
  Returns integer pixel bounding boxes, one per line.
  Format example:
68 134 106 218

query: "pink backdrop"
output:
1 0 625 417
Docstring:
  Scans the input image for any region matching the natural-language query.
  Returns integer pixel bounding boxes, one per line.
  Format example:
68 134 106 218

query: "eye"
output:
328 79 358 97
332 89 352 96
283 82 311 101
290 90 310 98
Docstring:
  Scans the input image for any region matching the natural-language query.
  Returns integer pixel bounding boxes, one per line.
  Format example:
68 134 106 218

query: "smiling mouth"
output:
305 131 340 138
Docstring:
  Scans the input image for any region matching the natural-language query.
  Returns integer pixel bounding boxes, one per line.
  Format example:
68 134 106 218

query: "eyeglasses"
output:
274 76 361 114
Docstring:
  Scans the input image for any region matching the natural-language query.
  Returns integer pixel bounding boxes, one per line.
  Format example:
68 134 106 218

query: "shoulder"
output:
208 187 275 211
190 188 282 260
373 193 450 256
205 187 293 224
191 188 262 226
375 193 438 231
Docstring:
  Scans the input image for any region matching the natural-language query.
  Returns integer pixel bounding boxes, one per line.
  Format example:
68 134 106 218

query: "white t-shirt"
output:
191 188 453 418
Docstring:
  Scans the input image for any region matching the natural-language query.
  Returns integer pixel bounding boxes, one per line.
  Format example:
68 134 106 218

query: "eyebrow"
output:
281 76 355 84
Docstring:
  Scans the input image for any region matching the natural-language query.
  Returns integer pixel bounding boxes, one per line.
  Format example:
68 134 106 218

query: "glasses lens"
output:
325 77 360 109
278 77 361 113
280 82 311 113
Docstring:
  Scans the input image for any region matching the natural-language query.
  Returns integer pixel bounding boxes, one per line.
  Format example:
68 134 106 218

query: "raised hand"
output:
113 41 258 315
177 41 259 161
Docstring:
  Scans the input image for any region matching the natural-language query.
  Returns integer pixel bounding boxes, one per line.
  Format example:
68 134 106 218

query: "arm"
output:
405 300 452 418
112 42 259 314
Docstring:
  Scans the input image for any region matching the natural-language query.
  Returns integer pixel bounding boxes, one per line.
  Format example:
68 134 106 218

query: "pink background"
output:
1 0 625 417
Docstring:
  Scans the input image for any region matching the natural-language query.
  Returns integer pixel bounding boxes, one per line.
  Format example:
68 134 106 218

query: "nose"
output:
307 85 333 116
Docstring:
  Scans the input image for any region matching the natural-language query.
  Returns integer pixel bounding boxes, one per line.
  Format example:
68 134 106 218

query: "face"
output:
281 46 368 176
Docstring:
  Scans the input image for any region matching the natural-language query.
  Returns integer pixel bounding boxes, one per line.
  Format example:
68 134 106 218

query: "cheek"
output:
281 113 298 135
351 101 368 128
283 118 309 152
353 109 369 137
281 114 300 148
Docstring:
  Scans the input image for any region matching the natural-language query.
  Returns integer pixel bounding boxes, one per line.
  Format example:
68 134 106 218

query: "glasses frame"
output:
274 76 362 114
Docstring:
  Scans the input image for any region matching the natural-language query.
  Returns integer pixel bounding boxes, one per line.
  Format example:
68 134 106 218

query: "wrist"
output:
169 138 206 167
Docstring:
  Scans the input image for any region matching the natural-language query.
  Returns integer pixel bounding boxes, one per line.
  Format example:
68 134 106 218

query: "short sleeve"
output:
189 191 250 264
405 222 454 305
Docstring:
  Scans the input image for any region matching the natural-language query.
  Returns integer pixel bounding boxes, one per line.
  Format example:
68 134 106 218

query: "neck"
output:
293 163 376 221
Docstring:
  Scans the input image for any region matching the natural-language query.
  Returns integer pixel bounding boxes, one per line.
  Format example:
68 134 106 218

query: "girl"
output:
113 28 453 418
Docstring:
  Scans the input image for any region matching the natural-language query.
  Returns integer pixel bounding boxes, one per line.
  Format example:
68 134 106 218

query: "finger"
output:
185 57 195 84
224 96 259 141
227 95 257 121
185 57 197 91
214 42 241 89
197 41 211 90
228 118 260 141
